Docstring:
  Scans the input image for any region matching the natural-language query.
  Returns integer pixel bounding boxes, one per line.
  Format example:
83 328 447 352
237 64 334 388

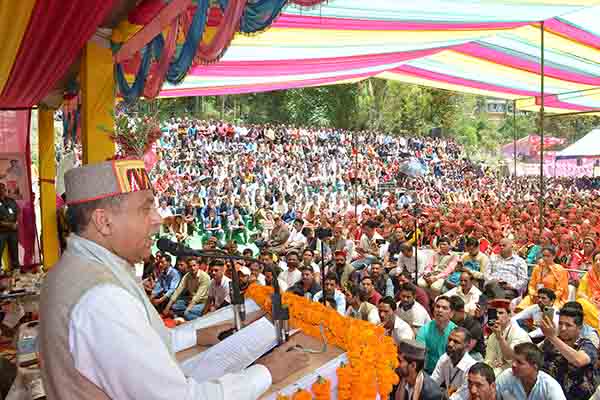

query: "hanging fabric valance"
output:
113 0 330 103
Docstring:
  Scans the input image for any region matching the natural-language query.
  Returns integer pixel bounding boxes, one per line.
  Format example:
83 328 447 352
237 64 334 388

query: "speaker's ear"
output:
89 208 112 236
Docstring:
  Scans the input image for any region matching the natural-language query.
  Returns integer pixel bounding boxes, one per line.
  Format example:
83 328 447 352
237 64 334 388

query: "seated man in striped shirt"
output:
485 239 528 296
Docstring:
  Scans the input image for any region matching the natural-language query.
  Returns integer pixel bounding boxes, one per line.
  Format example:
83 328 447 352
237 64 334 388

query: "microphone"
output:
157 238 289 342
157 238 246 333
157 238 204 257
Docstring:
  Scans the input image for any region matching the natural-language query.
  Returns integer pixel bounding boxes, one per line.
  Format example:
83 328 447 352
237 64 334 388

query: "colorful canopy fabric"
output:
0 0 116 109
114 0 333 103
159 0 600 113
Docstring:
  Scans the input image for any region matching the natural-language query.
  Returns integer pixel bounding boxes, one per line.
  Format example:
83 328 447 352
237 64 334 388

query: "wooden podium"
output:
173 302 347 399
171 289 399 400
176 331 345 399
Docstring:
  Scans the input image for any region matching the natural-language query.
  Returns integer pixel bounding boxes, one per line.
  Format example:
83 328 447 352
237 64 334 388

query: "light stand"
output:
413 206 422 285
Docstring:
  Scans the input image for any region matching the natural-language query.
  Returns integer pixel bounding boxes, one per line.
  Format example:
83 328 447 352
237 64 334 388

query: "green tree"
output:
497 112 537 142
282 84 359 128
131 78 600 161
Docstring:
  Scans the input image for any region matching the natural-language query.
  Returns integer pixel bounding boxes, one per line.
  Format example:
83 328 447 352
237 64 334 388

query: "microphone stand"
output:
319 239 328 306
271 268 290 345
228 260 246 332
158 239 289 343
210 252 290 344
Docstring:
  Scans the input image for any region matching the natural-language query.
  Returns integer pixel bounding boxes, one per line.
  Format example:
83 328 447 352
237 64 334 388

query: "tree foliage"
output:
134 78 600 159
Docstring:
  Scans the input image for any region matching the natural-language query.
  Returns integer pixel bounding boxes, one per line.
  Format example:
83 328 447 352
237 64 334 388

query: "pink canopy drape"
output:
0 110 40 268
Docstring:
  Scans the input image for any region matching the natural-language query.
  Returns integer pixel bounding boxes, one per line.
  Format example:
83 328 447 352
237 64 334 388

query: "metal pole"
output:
513 100 517 201
539 21 545 236
320 240 327 305
352 131 358 216
414 211 419 285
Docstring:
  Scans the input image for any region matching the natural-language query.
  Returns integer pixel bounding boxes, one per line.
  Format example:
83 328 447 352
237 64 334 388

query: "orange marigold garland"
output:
336 362 352 400
246 284 399 399
311 376 331 400
291 389 313 400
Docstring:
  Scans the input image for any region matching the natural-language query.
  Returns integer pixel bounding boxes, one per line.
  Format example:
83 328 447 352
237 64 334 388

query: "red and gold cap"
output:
65 159 152 205
488 298 511 310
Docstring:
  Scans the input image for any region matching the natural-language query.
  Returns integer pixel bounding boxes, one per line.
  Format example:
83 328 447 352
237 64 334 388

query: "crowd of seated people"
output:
138 117 600 399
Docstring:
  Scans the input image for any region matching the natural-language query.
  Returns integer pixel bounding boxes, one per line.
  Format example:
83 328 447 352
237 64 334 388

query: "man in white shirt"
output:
397 282 431 334
286 219 307 252
312 273 346 315
263 265 288 292
431 327 476 400
392 243 429 278
445 271 482 315
157 199 173 219
279 251 302 288
203 260 232 315
485 298 531 376
38 159 307 400
378 296 414 344
345 285 381 325
352 219 381 270
248 261 266 286
511 288 559 339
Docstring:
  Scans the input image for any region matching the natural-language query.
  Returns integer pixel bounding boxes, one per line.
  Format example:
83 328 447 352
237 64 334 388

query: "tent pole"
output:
545 110 600 118
353 130 357 216
513 100 517 201
539 21 545 237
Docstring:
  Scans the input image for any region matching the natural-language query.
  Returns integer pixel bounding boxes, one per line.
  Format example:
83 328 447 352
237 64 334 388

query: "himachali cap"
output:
398 339 426 361
488 298 511 310
65 159 152 205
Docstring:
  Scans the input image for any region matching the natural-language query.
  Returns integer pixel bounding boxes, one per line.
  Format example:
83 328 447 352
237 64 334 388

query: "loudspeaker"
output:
429 127 442 138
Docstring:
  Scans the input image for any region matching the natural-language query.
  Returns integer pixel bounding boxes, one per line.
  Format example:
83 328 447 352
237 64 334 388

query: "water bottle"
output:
16 321 46 399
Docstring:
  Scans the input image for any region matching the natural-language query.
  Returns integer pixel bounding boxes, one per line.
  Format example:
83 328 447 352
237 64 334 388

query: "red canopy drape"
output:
0 0 117 108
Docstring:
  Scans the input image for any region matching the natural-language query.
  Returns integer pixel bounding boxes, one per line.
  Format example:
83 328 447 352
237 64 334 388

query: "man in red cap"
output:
484 298 531 376
39 159 308 400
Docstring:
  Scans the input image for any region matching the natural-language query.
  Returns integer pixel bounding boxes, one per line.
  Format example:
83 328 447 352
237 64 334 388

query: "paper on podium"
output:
171 299 261 353
179 317 278 382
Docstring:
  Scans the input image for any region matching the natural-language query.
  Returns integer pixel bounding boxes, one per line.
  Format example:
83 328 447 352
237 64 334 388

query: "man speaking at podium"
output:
38 159 307 399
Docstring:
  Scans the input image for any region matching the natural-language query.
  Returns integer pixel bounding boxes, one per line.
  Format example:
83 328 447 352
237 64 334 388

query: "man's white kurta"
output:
69 284 271 400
